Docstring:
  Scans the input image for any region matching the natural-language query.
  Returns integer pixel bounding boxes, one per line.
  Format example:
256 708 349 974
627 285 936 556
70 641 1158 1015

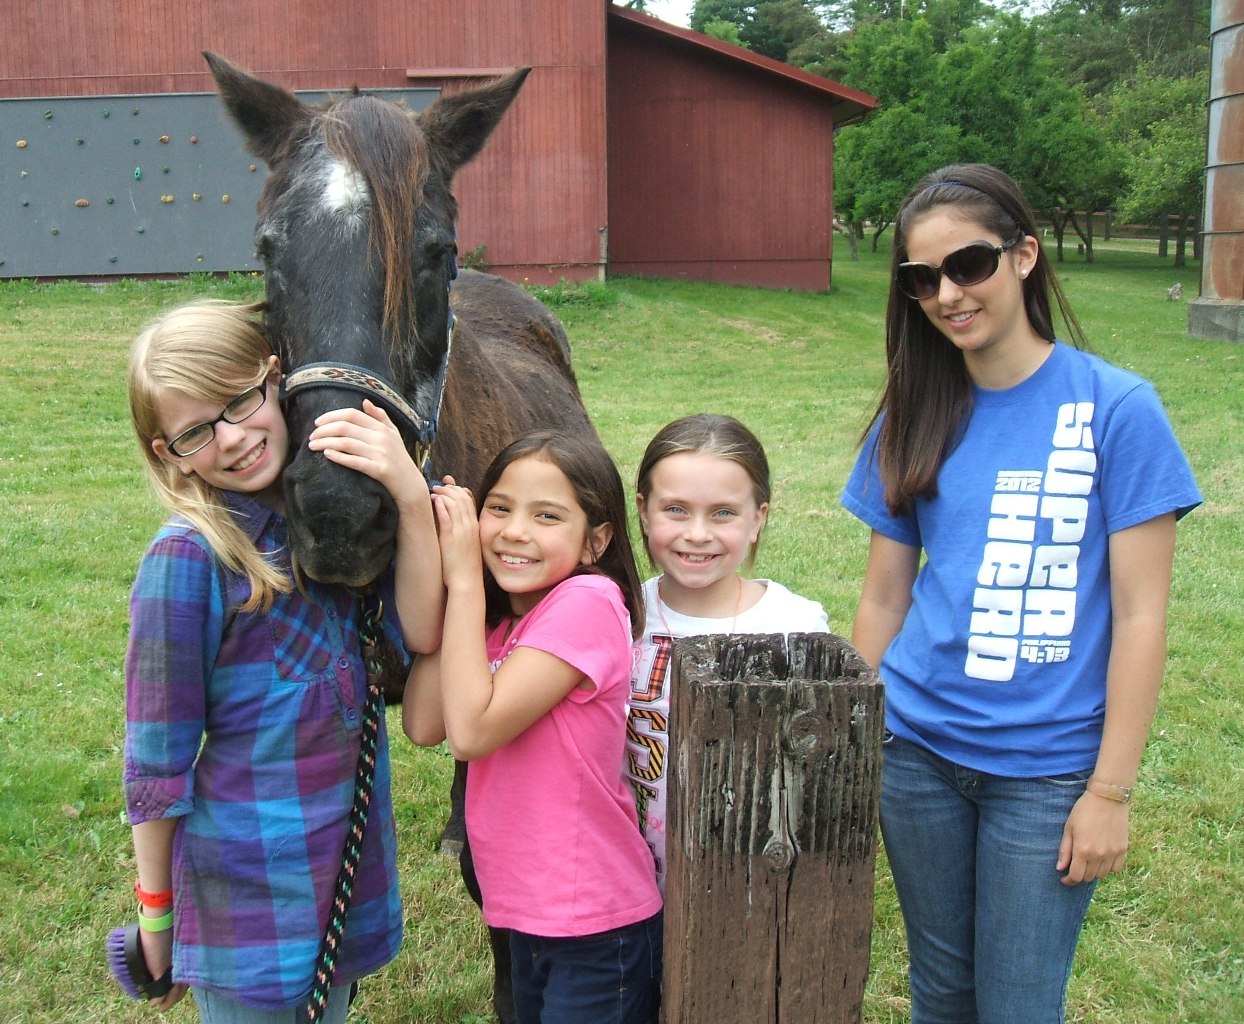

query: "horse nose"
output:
283 453 396 586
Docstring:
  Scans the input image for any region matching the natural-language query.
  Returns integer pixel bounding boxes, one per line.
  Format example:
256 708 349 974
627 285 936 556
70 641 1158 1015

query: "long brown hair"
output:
866 163 1085 516
475 431 645 640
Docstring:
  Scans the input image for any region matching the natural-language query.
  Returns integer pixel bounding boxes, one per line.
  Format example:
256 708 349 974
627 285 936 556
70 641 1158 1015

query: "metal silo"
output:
1189 0 1244 341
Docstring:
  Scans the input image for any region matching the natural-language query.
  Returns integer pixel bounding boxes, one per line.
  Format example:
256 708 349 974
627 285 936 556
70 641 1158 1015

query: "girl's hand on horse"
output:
308 400 428 509
431 478 483 589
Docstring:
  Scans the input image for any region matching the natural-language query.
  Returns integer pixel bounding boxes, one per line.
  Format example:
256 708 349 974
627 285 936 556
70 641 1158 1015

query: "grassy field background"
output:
0 242 1240 1022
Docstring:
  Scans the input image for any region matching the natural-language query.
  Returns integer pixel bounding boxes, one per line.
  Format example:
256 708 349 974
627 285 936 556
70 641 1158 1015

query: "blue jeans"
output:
509 910 663 1024
193 983 352 1024
880 733 1097 1024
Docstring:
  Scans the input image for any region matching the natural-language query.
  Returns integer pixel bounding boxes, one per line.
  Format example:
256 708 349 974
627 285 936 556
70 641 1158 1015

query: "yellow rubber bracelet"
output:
137 909 174 932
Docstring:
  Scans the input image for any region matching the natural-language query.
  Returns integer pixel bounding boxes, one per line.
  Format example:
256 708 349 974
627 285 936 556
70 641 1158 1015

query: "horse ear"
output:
203 51 306 166
418 67 532 177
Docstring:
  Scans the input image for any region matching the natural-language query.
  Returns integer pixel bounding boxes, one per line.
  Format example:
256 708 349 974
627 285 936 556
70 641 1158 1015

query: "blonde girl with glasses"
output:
841 164 1201 1023
123 298 442 1023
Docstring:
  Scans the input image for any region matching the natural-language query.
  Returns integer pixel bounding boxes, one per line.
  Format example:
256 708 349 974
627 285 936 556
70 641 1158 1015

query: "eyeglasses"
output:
896 238 1022 300
166 385 268 457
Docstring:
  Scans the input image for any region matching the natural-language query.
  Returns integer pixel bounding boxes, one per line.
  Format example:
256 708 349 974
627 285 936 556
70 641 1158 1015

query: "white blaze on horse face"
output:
320 159 369 221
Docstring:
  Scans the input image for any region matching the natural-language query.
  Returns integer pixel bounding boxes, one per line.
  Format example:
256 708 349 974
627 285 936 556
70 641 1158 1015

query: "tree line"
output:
630 0 1209 266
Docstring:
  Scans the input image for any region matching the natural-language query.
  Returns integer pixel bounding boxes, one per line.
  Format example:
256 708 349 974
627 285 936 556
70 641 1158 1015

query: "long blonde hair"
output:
128 299 290 612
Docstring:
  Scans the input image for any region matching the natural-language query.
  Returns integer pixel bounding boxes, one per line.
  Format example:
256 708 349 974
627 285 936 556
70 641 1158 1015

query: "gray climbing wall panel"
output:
1 89 436 279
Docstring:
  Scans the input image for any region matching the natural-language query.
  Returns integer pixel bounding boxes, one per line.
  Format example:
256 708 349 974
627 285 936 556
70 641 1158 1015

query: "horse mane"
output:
319 95 430 353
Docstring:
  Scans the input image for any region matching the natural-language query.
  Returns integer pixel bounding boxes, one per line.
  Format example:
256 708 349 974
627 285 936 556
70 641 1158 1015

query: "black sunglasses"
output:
896 238 1023 300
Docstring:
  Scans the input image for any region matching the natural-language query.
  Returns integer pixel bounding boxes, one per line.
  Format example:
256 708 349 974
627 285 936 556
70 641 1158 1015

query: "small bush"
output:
528 278 618 309
460 244 489 271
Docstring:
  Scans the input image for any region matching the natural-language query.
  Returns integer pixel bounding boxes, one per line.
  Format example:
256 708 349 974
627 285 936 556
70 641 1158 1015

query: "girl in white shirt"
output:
626 413 829 890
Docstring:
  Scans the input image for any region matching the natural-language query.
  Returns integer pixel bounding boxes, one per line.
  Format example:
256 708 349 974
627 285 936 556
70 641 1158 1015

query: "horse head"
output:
205 52 529 587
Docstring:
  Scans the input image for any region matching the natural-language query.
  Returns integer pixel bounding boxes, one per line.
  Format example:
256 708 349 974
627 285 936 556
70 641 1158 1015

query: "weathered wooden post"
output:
661 632 883 1024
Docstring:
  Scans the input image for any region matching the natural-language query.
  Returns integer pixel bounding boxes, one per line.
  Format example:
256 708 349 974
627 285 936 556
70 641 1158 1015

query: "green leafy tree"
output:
1035 0 1210 95
1033 4 1132 96
1104 63 1207 145
699 0 1210 267
925 14 1122 261
834 15 940 105
830 14 945 245
701 18 747 44
691 1 756 38
752 0 831 63
691 0 746 27
817 0 904 32
691 0 829 61
1107 67 1208 266
1017 89 1124 262
835 106 960 248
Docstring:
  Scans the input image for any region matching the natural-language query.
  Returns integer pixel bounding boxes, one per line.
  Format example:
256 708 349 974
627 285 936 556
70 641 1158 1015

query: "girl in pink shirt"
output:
405 430 663 1024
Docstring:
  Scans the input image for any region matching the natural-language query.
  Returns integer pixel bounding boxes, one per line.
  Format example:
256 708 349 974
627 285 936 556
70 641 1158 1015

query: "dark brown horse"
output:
206 53 597 1023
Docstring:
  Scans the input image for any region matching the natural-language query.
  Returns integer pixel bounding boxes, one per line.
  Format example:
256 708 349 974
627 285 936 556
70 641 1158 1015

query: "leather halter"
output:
281 311 454 474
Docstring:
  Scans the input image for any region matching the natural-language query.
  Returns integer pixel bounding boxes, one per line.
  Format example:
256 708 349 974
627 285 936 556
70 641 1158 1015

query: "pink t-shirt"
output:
467 574 663 937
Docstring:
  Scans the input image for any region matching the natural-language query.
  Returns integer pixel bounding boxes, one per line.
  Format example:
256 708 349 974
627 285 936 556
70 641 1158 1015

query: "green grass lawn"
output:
0 243 1239 1023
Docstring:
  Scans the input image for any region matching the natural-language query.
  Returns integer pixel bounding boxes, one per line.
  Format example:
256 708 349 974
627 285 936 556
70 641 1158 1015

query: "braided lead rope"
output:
304 599 386 1022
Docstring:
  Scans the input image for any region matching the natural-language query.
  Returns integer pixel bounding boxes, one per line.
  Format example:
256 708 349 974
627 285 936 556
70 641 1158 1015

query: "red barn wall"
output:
1 0 607 282
606 19 835 290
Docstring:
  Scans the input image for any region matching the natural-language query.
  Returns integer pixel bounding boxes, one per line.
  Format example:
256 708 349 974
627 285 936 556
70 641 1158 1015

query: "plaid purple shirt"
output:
124 495 403 1010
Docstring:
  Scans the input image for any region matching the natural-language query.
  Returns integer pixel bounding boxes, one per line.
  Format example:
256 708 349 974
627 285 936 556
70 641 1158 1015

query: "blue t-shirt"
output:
841 342 1201 777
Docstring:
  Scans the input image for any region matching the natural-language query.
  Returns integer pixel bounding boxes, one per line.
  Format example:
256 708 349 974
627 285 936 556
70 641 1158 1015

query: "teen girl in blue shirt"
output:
842 164 1201 1023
